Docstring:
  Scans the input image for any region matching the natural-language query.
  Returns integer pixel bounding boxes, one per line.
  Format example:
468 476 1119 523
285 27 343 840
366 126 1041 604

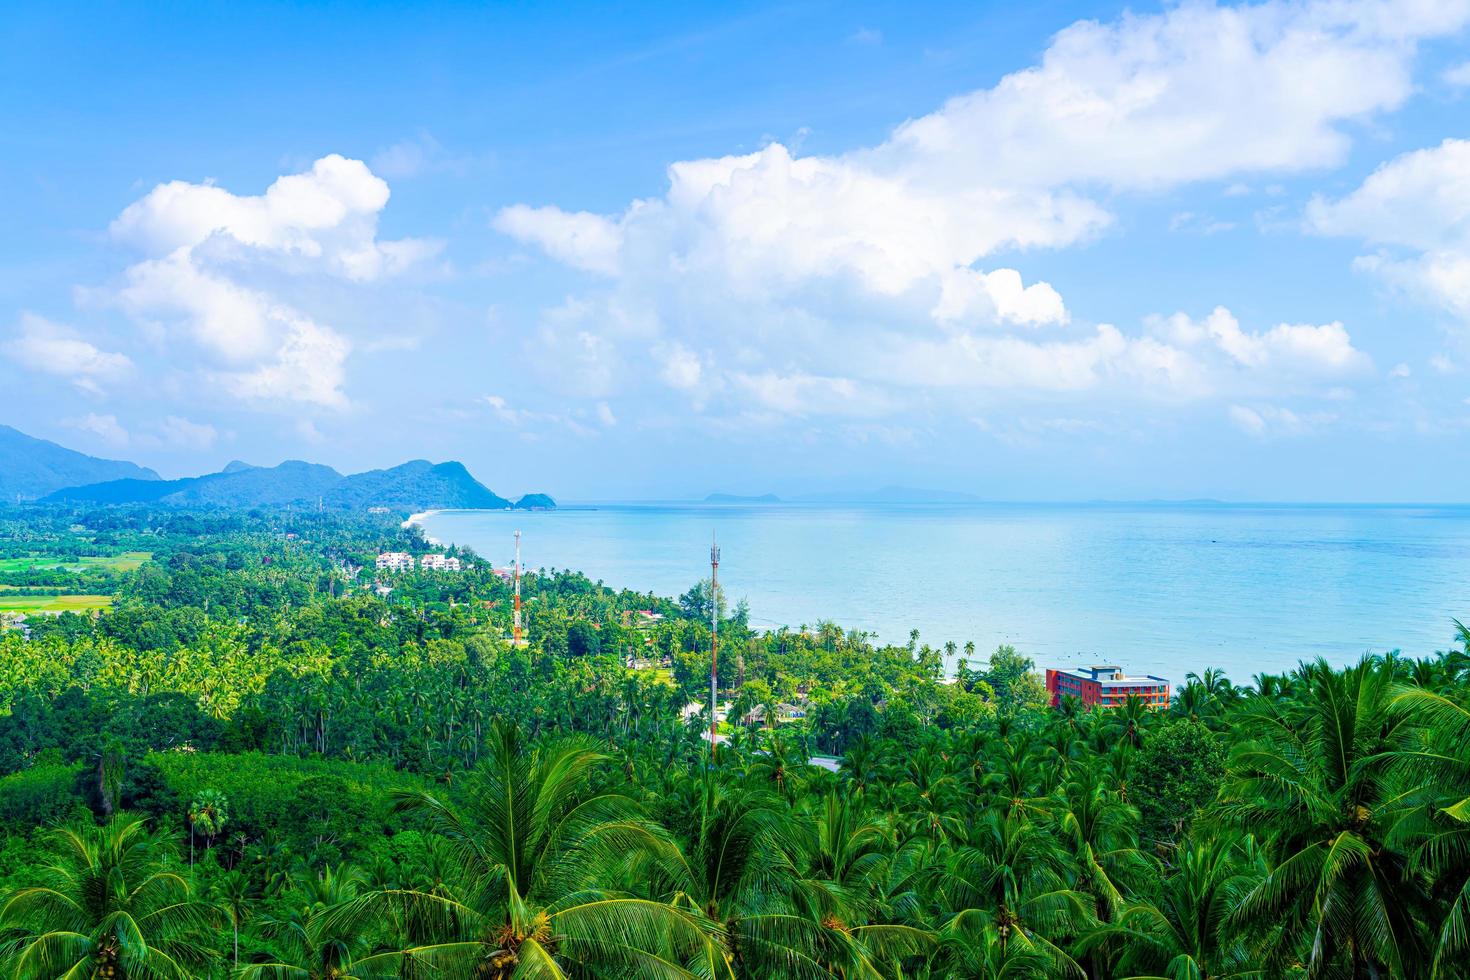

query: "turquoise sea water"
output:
419 502 1470 683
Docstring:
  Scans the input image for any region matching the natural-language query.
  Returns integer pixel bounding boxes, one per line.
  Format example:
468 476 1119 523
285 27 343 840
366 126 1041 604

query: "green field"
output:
0 551 151 574
0 594 113 614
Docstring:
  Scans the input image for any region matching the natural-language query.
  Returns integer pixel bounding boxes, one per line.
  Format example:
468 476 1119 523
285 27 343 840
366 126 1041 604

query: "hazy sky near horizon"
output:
4 0 1470 501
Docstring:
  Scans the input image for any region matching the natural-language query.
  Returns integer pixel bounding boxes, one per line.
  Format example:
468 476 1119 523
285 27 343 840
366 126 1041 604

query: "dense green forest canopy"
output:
0 503 1467 978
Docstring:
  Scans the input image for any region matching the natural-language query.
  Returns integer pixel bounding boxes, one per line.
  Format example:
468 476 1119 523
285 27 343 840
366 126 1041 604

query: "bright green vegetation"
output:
0 551 150 573
0 505 1468 977
0 594 112 614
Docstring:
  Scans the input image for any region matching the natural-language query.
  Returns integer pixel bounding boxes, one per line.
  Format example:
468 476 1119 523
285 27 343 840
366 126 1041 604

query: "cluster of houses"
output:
375 551 464 573
0 612 30 639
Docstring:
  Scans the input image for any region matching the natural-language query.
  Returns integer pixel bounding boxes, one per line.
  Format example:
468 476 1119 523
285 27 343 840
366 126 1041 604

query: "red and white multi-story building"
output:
1045 664 1170 710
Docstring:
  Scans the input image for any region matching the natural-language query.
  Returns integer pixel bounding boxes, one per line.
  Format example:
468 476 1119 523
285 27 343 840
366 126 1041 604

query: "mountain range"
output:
1 424 550 511
0 425 159 501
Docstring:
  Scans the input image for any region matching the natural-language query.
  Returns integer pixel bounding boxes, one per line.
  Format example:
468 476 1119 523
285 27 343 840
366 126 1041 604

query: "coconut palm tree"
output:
0 813 220 979
189 788 229 866
348 721 720 978
236 863 403 980
1080 835 1265 979
1389 681 1470 977
1056 765 1147 923
1216 656 1428 976
924 811 1092 978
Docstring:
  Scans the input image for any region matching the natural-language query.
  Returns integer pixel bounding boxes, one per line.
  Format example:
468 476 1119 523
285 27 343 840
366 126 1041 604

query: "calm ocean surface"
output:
419 502 1470 683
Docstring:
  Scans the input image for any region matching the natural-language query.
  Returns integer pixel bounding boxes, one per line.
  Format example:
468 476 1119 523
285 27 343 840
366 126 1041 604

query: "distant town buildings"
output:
376 552 415 572
375 551 466 572
1045 665 1170 710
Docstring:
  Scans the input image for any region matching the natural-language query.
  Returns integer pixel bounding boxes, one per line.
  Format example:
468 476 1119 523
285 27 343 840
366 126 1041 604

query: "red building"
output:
1045 665 1170 710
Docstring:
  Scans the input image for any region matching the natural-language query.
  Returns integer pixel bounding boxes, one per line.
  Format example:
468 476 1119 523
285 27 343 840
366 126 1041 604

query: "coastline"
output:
403 509 443 545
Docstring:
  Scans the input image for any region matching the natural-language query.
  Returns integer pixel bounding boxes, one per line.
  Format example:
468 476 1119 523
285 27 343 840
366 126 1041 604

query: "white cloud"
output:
216 316 350 408
1444 60 1470 87
656 343 703 391
877 0 1465 192
933 268 1068 327
492 0 1444 426
1309 139 1470 321
1153 306 1372 375
1230 403 1336 437
494 205 622 274
6 313 132 391
64 413 130 447
1389 362 1412 378
731 372 894 417
156 416 218 450
107 154 431 408
111 154 433 281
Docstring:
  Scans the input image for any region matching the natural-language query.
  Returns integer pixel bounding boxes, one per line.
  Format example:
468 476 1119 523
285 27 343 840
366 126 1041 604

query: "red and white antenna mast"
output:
513 529 524 647
709 532 720 757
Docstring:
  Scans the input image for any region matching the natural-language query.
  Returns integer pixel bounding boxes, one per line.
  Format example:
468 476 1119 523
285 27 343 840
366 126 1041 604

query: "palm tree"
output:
1056 765 1146 923
1389 681 1470 976
925 811 1092 977
1080 836 1264 979
189 788 229 866
1215 656 1427 976
0 813 220 979
236 864 403 980
212 870 254 969
356 721 719 977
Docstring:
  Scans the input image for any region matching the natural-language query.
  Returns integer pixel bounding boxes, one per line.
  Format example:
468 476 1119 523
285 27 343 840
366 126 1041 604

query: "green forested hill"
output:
44 458 526 511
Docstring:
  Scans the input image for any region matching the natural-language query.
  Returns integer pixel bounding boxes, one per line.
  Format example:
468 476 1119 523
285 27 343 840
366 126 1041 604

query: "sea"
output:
417 502 1470 684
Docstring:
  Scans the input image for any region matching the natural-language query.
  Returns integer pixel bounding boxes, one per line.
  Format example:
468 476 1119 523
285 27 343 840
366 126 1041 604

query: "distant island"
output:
514 493 557 510
3 423 553 513
704 492 782 504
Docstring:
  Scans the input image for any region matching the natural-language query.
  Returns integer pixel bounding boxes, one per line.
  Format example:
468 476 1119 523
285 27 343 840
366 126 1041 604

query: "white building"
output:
420 554 462 572
376 552 415 572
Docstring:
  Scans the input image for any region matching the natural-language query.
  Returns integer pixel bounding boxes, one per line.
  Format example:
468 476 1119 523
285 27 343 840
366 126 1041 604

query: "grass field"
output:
0 551 151 574
0 594 113 614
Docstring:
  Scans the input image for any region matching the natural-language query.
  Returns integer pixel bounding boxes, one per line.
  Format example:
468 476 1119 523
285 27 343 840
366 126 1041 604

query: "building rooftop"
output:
1054 665 1169 685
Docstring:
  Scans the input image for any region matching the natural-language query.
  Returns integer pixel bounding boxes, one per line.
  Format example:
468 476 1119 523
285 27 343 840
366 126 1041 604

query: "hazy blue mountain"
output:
0 424 159 501
174 461 344 506
45 457 530 512
704 492 782 503
44 460 341 506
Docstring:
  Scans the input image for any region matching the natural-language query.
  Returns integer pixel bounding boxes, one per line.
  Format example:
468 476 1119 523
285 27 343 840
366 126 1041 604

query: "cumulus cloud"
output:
108 154 433 408
492 0 1448 426
933 268 1069 328
1309 138 1470 322
1152 307 1372 376
6 313 132 392
64 413 130 447
494 205 622 274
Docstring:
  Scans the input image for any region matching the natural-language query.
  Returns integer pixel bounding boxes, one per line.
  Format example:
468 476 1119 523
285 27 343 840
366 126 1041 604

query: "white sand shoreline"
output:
403 509 443 545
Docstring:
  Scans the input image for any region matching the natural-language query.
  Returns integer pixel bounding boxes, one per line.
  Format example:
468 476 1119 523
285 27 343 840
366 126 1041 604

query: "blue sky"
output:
3 0 1470 501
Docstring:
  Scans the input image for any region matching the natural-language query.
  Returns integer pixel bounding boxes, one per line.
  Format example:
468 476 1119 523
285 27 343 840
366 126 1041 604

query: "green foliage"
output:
0 504 1468 977
0 763 88 831
1132 716 1225 845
